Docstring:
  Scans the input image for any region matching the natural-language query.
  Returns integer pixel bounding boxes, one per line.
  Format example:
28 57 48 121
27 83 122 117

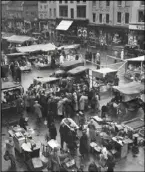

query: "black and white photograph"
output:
1 1 145 172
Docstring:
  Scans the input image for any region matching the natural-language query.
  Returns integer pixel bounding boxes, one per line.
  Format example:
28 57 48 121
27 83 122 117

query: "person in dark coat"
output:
47 111 54 129
19 114 28 130
114 75 119 86
49 122 57 140
79 132 90 158
59 123 66 149
10 62 15 79
106 154 116 172
16 66 21 82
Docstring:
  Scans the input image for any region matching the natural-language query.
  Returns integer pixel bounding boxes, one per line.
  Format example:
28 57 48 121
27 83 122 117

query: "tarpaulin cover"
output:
7 35 36 44
67 66 89 75
16 43 56 53
58 44 80 50
33 77 59 84
125 55 145 62
113 81 144 95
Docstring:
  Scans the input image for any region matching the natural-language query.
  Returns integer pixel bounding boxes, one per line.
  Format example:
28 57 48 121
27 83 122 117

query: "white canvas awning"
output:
125 55 145 62
56 20 73 31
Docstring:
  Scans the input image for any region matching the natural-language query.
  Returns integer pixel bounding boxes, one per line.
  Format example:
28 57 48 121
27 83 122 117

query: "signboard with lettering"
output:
129 24 144 30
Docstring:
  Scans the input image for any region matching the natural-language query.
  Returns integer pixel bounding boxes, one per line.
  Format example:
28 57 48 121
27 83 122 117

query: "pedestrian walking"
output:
96 51 100 69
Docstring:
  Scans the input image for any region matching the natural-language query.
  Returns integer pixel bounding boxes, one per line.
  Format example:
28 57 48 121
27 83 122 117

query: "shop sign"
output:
129 24 144 30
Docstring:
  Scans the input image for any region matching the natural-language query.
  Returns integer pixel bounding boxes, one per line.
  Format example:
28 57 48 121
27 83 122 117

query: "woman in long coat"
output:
79 93 87 112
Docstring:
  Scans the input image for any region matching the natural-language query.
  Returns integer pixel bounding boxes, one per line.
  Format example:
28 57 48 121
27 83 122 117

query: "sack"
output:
3 151 10 161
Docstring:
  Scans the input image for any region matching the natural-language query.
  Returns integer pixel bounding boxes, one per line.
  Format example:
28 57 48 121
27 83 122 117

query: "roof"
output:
33 77 59 84
60 60 84 68
16 43 56 53
93 68 117 74
7 35 36 44
2 81 22 90
58 44 80 50
6 53 28 57
113 82 144 95
67 66 89 75
56 20 73 31
125 55 145 62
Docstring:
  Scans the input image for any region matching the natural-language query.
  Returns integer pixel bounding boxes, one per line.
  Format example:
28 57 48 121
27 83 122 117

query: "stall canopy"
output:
56 20 73 31
2 81 21 90
7 35 36 44
67 66 89 75
6 52 28 57
33 77 59 84
92 68 117 78
60 60 84 71
16 43 56 53
113 81 144 95
125 55 145 62
58 44 80 50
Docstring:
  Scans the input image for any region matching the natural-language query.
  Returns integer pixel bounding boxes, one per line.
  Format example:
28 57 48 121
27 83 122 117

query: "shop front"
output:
88 24 128 47
128 23 145 50
55 18 89 45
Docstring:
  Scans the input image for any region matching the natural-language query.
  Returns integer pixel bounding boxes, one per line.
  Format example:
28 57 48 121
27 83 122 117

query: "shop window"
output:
106 14 109 23
44 5 47 9
44 13 47 18
118 1 122 6
125 1 130 7
106 1 110 7
59 6 68 17
77 5 86 18
99 14 102 23
138 11 145 22
49 9 52 17
141 1 145 5
92 1 96 7
40 5 43 9
93 13 96 22
125 13 129 24
54 8 56 17
117 12 121 23
70 8 74 19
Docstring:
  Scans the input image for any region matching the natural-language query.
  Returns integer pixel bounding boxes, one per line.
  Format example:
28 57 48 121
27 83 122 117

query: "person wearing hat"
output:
51 147 61 172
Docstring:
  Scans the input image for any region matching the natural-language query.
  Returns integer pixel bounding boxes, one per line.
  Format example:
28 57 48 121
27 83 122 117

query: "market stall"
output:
7 53 32 72
92 67 118 92
1 81 24 111
112 81 144 113
124 55 145 81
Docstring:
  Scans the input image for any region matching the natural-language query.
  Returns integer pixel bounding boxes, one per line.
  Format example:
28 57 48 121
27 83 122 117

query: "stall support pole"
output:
141 61 143 72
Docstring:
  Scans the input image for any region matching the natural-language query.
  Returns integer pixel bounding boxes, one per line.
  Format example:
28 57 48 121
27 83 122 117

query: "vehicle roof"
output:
113 81 144 95
33 77 59 83
67 66 89 75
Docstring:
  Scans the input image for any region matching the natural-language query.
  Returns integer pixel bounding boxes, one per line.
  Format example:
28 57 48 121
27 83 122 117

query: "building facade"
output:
6 1 24 31
23 1 38 31
38 1 56 36
88 1 132 48
56 0 89 43
128 1 145 49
